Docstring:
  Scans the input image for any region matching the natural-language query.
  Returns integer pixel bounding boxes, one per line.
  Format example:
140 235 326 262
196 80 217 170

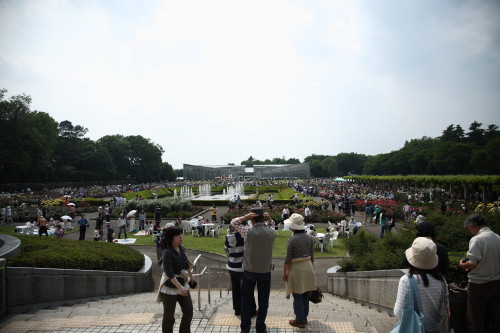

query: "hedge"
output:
7 236 144 271
339 212 500 283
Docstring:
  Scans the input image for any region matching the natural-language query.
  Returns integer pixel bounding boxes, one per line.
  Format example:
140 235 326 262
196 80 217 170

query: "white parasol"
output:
67 203 76 206
60 215 72 221
126 210 137 218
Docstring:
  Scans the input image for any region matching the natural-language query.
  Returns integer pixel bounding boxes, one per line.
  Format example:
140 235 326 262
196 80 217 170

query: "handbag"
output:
429 277 450 333
309 288 323 304
390 275 425 333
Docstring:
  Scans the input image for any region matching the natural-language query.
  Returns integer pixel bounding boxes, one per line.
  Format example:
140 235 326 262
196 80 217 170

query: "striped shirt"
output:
225 232 244 272
394 274 447 332
285 231 315 265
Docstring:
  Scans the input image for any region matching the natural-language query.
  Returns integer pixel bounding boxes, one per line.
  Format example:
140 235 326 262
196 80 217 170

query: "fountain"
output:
199 184 211 197
180 186 194 199
180 182 249 201
173 189 177 198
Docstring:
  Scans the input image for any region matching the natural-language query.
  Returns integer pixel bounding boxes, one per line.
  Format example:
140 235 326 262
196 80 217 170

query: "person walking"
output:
364 204 373 224
231 206 275 333
117 214 127 239
77 214 89 241
459 214 500 333
394 237 449 332
157 227 196 333
282 213 316 328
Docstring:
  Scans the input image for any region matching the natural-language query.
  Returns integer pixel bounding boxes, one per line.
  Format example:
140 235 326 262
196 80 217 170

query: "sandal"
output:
289 319 306 328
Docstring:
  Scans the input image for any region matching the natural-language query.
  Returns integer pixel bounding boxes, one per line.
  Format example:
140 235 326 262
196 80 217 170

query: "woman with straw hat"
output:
394 237 449 332
282 213 317 328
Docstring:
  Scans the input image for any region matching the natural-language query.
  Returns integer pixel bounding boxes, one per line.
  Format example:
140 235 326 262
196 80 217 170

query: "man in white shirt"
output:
459 214 500 333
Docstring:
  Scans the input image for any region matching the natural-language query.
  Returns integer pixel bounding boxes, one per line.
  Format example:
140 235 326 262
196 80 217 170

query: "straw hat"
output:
284 213 305 230
405 237 438 270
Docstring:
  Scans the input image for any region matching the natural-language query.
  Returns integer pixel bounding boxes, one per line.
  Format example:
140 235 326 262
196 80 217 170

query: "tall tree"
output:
0 89 58 183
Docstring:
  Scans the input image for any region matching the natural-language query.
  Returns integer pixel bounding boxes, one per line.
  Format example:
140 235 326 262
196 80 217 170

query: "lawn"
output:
0 225 78 236
129 227 347 258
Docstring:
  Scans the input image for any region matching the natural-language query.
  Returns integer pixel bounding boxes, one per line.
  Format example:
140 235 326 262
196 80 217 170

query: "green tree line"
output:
0 89 176 184
239 122 499 177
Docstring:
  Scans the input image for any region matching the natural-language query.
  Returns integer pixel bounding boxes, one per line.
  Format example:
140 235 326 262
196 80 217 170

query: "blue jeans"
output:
241 271 271 333
293 292 310 323
380 225 387 238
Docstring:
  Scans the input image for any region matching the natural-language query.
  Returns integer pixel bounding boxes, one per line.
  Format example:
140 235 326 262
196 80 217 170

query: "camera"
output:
462 258 469 263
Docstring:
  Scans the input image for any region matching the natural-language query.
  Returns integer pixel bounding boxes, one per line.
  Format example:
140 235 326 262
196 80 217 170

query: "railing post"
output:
207 267 211 304
218 262 222 298
197 278 202 311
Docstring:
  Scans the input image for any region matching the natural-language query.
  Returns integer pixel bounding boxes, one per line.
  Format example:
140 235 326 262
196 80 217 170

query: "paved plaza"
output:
2 202 398 332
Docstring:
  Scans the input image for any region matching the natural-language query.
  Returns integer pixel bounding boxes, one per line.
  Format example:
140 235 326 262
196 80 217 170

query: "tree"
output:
0 90 58 183
160 162 176 181
321 157 339 177
467 121 485 145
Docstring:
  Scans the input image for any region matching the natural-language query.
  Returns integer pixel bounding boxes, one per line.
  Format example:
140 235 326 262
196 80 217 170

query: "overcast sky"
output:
1 0 499 169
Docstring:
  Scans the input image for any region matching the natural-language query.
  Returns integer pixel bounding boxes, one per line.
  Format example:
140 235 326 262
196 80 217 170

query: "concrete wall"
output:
327 269 407 312
5 254 153 313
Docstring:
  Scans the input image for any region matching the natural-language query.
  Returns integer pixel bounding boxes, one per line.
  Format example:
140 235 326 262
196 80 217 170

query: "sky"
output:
1 0 500 169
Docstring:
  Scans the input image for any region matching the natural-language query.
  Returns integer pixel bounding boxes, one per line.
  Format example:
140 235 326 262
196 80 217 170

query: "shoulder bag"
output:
309 288 323 304
429 276 450 333
390 275 425 333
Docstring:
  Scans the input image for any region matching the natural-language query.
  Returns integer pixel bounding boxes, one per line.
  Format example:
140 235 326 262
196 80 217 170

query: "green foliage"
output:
240 156 301 167
7 236 144 271
121 188 172 200
339 213 500 283
124 197 192 216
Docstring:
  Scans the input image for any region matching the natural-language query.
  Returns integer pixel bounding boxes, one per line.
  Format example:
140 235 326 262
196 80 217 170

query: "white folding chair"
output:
319 234 330 252
329 231 338 248
209 223 222 237
181 220 191 234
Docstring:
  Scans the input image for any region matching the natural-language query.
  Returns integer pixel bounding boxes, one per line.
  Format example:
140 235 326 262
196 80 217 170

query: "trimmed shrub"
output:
339 213 500 283
7 236 144 271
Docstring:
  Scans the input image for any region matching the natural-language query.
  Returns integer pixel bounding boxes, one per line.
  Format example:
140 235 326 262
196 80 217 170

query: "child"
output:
94 226 101 241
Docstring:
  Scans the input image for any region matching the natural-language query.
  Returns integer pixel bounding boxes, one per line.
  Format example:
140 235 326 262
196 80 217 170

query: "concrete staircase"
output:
1 290 397 332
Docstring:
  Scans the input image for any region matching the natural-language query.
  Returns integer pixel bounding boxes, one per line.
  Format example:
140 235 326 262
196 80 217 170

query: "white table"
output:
316 233 326 239
202 223 215 235
16 226 30 235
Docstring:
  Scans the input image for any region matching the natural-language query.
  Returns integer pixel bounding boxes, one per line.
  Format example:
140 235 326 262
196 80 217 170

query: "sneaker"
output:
289 319 306 328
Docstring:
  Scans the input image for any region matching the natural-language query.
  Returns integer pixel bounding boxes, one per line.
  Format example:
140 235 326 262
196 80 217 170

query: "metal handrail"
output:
191 253 230 311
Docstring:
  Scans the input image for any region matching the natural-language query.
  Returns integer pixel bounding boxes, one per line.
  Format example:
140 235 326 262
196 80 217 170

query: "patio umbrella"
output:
67 203 76 206
126 210 137 218
60 215 72 221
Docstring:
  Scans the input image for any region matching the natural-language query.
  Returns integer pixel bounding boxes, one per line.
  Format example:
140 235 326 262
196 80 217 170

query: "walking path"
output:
2 200 398 332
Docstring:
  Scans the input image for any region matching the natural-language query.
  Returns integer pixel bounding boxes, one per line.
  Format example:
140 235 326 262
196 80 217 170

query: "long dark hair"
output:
409 265 443 287
161 227 183 248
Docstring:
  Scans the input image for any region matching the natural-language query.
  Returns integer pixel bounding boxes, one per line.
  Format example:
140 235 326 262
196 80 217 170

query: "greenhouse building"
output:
183 163 310 180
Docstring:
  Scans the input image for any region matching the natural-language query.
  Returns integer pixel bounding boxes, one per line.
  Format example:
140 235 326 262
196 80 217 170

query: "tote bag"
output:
390 276 425 333
429 277 450 333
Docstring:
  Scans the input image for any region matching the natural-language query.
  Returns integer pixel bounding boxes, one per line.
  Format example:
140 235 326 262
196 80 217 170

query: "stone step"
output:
2 291 398 333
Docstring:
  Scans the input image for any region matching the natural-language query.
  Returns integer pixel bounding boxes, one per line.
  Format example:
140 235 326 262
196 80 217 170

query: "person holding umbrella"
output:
127 210 137 232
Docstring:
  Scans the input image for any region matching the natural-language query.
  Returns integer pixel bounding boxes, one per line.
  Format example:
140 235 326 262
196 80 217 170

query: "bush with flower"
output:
475 201 500 214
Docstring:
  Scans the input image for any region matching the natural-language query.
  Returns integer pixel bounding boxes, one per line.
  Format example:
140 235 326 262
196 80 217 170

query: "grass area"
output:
128 227 347 258
0 225 79 236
